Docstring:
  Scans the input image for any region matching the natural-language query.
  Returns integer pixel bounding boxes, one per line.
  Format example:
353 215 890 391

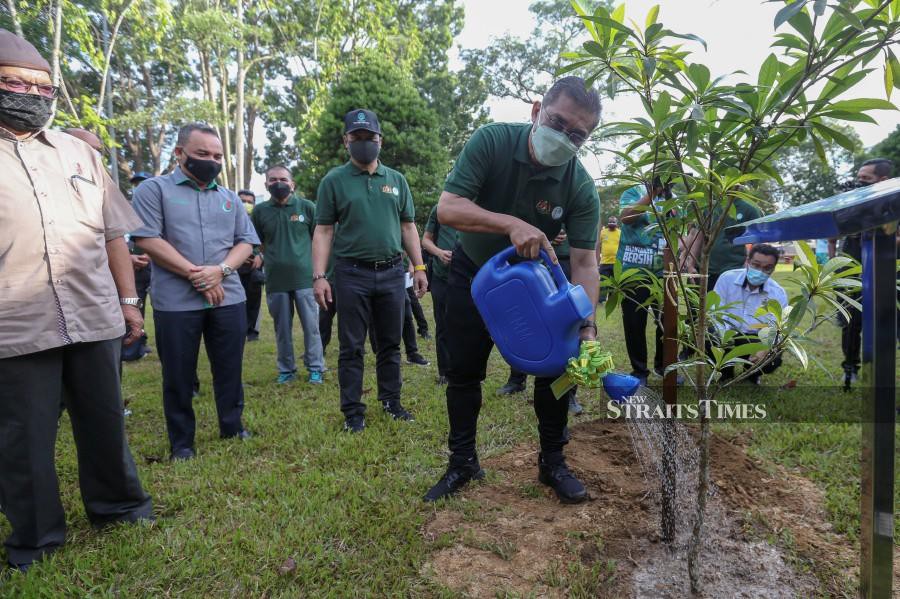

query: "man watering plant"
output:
424 76 601 504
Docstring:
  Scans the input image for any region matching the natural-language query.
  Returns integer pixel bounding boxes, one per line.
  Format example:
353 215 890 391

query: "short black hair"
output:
176 122 219 147
237 189 254 198
748 243 780 263
542 76 602 123
860 158 894 179
265 164 292 178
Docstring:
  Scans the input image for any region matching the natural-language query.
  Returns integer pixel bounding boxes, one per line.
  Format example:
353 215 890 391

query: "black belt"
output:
338 255 402 270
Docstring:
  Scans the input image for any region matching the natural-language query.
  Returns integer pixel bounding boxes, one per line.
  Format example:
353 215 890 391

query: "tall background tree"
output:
299 53 447 221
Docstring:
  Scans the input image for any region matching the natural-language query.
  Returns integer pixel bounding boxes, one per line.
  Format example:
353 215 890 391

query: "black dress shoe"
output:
383 401 414 421
538 453 587 504
419 330 431 340
7 561 30 573
171 448 196 462
436 375 448 386
496 381 526 396
423 458 485 502
407 353 430 366
343 416 365 433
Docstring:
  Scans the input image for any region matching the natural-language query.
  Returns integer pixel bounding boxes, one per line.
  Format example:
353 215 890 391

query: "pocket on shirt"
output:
69 176 105 232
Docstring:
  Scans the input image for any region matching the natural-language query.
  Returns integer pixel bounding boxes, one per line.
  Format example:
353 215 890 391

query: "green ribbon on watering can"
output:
550 341 615 399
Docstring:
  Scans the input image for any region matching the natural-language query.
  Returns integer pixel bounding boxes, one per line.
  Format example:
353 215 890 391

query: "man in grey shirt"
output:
132 123 259 460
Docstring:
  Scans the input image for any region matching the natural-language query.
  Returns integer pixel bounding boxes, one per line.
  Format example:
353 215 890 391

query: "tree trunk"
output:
5 0 23 37
49 0 63 116
687 251 712 593
244 100 257 186
233 0 245 191
95 0 137 114
218 59 232 189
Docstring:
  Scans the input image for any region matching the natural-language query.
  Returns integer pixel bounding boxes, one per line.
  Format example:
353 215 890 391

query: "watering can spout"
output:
602 372 641 404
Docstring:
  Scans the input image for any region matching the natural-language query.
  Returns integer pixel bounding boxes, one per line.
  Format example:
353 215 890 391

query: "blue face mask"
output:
745 267 770 287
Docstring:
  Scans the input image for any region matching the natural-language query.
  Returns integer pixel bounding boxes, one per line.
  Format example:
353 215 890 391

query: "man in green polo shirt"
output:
312 109 428 433
423 77 601 505
251 165 324 385
422 204 459 385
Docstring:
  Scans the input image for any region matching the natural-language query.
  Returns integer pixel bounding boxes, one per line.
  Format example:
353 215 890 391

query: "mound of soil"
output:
421 420 859 598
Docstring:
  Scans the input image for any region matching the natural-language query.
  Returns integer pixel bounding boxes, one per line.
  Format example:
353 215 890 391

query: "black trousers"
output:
598 263 614 302
444 248 571 463
621 283 663 377
407 287 429 335
333 259 406 418
319 286 337 353
239 270 264 338
721 333 783 380
122 267 151 361
401 290 420 356
154 304 247 452
840 305 862 374
0 339 153 566
430 275 451 377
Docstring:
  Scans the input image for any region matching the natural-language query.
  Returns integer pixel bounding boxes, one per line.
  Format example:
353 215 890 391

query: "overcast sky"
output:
455 0 899 177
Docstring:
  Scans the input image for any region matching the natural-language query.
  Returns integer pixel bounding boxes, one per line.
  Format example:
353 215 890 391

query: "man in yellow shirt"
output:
597 216 620 302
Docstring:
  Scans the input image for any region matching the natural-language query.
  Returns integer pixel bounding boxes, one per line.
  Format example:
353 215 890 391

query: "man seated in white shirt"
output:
712 243 788 384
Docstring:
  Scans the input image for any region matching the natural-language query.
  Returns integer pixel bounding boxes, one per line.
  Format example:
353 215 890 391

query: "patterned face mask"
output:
0 88 52 133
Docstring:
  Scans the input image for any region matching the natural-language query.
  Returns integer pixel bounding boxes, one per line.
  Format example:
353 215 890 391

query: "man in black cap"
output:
0 28 153 571
312 109 428 433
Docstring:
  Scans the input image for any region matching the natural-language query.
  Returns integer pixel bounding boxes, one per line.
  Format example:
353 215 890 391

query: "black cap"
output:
344 109 381 135
130 171 153 183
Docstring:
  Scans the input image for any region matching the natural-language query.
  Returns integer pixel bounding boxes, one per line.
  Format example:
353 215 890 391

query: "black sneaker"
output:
343 416 366 433
383 401 414 421
436 375 448 386
171 447 196 462
423 459 485 502
407 353 430 366
496 381 526 396
419 330 431 340
538 454 587 504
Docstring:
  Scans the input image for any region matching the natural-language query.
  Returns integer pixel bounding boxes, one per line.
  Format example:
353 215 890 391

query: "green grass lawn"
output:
0 269 896 597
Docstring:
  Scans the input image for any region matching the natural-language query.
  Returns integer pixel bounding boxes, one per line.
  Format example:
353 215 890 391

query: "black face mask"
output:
348 140 380 164
268 181 292 201
0 89 53 133
181 153 222 184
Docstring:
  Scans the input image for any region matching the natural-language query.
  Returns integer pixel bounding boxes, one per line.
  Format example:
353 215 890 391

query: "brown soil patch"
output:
421 420 859 598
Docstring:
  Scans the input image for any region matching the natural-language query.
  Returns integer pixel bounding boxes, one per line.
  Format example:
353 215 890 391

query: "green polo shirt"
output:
443 122 599 267
424 205 459 281
708 199 763 276
616 184 667 274
316 161 415 262
250 195 316 293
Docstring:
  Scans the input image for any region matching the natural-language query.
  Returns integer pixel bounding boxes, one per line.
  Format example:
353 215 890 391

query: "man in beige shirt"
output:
0 29 153 572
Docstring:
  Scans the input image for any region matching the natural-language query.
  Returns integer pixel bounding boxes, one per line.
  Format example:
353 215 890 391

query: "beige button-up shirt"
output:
0 128 142 359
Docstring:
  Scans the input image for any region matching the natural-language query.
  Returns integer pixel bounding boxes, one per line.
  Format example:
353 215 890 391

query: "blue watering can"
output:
471 246 593 377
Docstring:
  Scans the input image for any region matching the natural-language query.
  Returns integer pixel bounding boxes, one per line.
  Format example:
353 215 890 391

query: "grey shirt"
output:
131 166 259 311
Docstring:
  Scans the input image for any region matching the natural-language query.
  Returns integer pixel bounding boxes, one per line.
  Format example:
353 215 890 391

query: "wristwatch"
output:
220 263 235 277
120 297 143 309
312 273 327 282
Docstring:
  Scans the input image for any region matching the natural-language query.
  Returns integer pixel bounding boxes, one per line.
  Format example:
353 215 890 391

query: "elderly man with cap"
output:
312 108 428 433
131 122 259 460
0 29 153 572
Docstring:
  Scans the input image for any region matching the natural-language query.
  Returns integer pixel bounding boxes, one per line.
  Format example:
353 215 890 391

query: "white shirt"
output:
712 268 788 334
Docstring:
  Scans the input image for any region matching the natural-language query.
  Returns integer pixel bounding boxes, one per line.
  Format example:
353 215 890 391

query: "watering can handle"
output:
495 245 570 292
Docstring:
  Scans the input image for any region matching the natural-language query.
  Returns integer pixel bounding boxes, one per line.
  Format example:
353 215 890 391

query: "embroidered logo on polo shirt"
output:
535 199 551 215
290 214 305 223
222 199 233 212
381 185 400 196
551 206 564 220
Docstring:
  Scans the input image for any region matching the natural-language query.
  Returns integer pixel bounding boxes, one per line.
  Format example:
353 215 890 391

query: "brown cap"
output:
0 29 52 73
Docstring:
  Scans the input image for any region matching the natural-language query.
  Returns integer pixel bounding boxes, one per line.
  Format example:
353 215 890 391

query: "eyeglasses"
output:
541 107 589 147
0 76 59 99
748 259 776 274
